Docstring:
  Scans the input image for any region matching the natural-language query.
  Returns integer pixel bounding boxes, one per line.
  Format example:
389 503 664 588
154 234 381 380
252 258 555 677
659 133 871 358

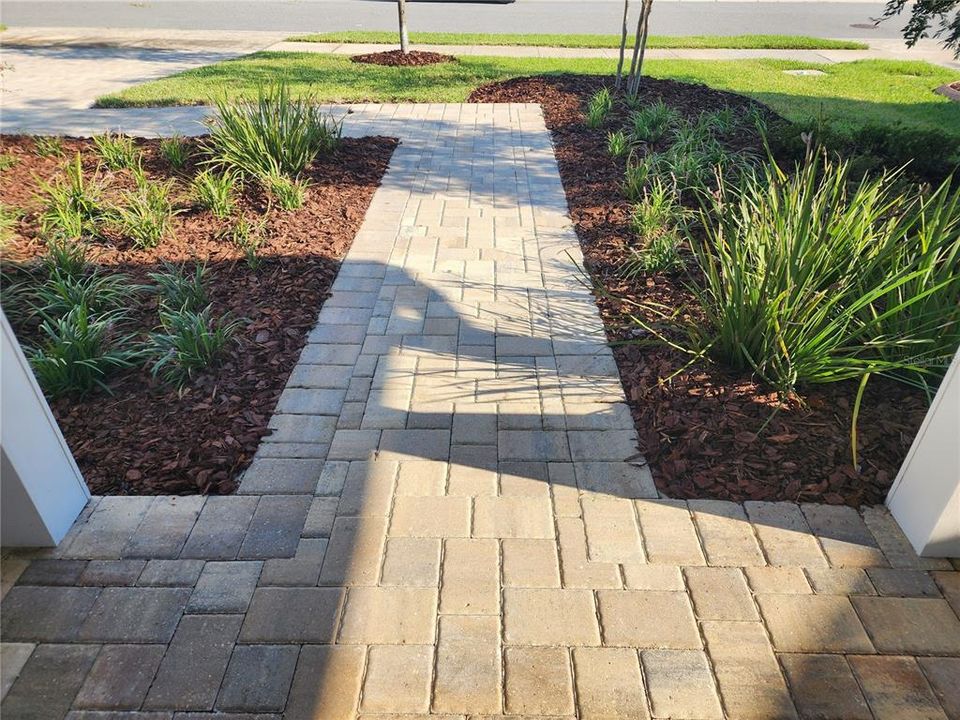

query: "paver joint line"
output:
1 102 958 720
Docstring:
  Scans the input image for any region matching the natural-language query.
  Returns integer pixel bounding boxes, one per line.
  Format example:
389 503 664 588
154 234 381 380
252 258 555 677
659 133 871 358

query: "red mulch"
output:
351 50 457 66
0 135 396 495
469 74 928 506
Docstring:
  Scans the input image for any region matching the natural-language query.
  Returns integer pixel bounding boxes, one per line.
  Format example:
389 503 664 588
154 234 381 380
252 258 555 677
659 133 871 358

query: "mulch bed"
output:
351 50 457 67
1 135 396 495
469 75 927 506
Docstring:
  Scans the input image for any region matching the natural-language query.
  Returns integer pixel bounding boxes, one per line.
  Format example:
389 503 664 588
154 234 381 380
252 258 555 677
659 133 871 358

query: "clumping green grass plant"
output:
621 156 653 202
621 231 686 277
113 179 177 248
148 262 208 312
28 305 141 397
629 100 681 143
37 154 104 238
629 178 686 238
205 83 341 180
160 135 190 170
668 153 960 425
228 214 268 269
192 169 236 218
585 87 613 129
263 172 308 210
0 154 18 171
607 130 629 158
0 203 20 244
42 236 88 278
31 269 138 320
92 132 140 170
147 305 241 386
34 136 65 158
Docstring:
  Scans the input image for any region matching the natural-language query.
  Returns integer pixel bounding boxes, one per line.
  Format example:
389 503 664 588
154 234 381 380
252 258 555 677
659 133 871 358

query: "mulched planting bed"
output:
351 50 457 66
470 75 927 506
1 135 397 495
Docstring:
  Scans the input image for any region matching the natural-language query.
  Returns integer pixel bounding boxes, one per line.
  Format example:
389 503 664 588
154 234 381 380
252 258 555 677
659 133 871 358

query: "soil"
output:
351 50 457 67
0 135 397 495
469 74 928 506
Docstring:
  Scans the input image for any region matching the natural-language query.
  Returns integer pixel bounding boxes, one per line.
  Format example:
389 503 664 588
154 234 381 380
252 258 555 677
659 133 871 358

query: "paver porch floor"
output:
2 104 960 719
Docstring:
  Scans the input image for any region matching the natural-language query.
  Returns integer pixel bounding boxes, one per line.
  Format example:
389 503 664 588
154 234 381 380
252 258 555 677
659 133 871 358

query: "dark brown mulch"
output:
0 135 397 495
351 50 457 67
469 74 927 506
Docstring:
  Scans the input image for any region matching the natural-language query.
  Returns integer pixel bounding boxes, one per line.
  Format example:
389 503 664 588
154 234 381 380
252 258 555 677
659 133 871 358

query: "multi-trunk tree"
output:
615 0 656 99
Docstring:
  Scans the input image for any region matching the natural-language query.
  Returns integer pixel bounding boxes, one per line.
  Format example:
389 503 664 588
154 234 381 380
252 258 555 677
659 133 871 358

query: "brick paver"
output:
2 103 958 720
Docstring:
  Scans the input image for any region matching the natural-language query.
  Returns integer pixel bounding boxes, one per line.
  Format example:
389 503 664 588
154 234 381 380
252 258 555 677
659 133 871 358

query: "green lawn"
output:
289 31 867 51
96 52 959 140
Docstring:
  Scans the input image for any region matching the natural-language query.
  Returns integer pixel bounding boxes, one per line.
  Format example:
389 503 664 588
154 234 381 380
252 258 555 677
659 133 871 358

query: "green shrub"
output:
28 306 140 397
630 179 686 238
683 153 960 397
192 169 235 218
621 156 653 202
42 236 88 278
585 87 613 129
160 135 190 170
34 136 65 158
0 203 20 244
263 173 307 210
113 179 177 248
148 262 208 312
92 132 140 170
37 154 104 238
227 215 267 269
205 83 341 180
629 100 681 143
31 270 137 320
621 231 685 277
607 130 629 158
147 305 240 386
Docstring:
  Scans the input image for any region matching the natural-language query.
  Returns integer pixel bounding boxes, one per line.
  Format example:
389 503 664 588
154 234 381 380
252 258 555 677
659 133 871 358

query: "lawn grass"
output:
96 52 960 140
289 31 868 51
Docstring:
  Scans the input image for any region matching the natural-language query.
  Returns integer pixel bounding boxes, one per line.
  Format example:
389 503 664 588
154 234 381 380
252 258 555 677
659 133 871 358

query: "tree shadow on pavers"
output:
3 175 958 718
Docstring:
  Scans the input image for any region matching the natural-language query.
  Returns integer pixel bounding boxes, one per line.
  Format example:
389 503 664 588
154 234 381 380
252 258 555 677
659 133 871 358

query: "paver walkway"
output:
3 104 960 719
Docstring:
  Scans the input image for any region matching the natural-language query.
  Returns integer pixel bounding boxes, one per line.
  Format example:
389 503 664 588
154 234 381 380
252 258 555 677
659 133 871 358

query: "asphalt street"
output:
1 1 905 39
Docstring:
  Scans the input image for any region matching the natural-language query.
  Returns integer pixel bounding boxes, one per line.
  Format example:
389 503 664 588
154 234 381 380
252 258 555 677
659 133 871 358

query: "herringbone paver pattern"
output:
2 104 959 719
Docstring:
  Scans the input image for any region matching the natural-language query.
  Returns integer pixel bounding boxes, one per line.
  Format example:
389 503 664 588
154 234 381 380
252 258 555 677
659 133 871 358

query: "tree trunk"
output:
627 0 654 98
615 0 630 91
397 0 410 53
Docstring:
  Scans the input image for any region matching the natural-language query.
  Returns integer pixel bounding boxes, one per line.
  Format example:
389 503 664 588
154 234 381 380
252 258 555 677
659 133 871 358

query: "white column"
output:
1 309 90 546
886 347 960 557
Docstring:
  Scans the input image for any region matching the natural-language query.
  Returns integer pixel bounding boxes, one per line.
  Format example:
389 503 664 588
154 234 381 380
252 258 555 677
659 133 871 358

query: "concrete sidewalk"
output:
3 26 958 68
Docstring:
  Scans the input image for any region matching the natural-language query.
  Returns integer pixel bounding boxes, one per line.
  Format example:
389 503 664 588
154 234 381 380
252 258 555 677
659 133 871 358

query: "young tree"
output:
625 0 655 98
615 0 630 90
882 0 959 57
397 0 410 53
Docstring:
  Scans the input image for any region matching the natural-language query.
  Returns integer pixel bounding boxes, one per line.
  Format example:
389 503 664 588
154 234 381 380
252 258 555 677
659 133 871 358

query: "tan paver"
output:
743 566 811 594
286 645 364 720
381 537 441 586
757 594 873 653
688 500 765 567
502 538 561 588
339 586 438 644
433 614 501 714
440 538 499 614
503 588 600 645
641 649 724 720
851 596 960 654
779 654 872 720
581 496 644 563
573 647 649 719
684 567 758 621
504 647 575 715
361 645 433 714
701 621 797 720
597 590 701 649
473 496 554 539
390 496 471 538
849 655 949 720
635 499 705 565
